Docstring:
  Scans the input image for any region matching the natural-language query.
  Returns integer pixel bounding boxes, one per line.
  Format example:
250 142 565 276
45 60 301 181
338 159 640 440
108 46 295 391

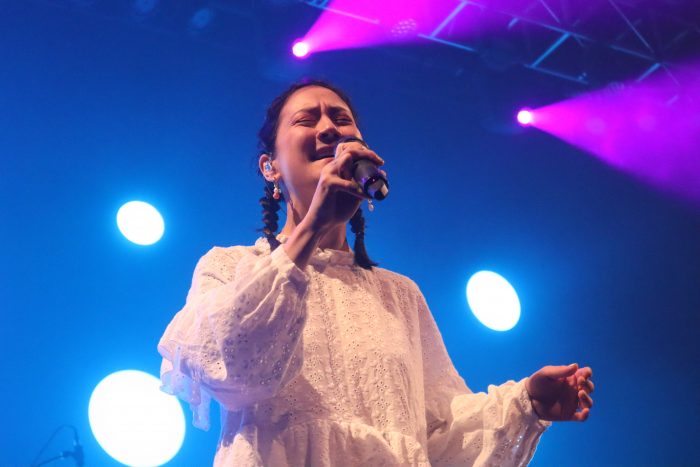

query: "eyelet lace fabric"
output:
158 236 551 466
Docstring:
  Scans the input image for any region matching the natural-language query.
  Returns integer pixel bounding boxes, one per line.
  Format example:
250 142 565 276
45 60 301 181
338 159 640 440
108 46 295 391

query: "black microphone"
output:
60 433 84 467
73 436 84 467
335 136 389 200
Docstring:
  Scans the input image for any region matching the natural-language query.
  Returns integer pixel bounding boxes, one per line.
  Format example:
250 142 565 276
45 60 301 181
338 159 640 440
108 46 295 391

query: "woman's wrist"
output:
283 218 326 270
525 377 545 419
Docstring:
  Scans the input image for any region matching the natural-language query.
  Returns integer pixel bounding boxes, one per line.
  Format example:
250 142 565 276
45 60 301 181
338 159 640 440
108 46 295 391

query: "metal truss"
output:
30 0 700 92
302 0 700 89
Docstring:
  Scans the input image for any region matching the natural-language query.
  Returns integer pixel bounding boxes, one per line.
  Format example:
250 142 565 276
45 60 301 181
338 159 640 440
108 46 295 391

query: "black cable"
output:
29 424 78 467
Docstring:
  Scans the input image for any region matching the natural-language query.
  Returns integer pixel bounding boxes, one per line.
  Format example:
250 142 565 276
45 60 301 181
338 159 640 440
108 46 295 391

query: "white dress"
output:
158 235 551 466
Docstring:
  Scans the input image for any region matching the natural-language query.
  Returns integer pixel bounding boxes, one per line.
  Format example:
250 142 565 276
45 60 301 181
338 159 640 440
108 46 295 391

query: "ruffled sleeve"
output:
415 287 552 466
157 243 310 430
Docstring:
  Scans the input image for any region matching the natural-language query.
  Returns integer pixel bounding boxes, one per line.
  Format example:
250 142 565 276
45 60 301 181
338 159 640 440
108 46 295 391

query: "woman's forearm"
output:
283 218 326 270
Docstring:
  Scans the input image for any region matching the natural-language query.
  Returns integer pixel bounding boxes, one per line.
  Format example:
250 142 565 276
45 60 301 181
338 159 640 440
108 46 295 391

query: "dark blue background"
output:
3 2 699 466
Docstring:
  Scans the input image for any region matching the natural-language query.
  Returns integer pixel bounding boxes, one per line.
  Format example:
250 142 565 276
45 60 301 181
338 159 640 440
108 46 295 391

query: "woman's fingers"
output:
335 143 384 174
578 377 594 393
338 146 383 165
326 174 370 199
579 390 593 409
539 364 579 379
571 407 590 422
330 141 386 186
317 145 376 200
337 141 383 162
576 369 594 393
332 151 356 179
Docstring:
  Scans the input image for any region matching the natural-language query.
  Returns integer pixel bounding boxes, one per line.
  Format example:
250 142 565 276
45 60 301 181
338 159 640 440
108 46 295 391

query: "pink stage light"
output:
517 109 534 126
292 40 310 58
526 61 700 205
301 0 458 53
299 0 681 58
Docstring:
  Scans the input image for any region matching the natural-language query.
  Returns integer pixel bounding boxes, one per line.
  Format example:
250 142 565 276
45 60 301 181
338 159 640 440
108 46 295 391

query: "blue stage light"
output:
88 370 185 467
466 271 521 331
116 201 165 246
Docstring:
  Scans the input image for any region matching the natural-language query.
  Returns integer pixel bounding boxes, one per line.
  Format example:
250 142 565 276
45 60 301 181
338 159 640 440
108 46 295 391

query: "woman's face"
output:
261 85 362 207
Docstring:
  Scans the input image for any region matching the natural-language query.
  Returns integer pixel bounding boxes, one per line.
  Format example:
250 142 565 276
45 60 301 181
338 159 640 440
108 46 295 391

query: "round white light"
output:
517 109 534 126
466 271 521 331
117 201 165 245
292 40 310 58
88 370 185 467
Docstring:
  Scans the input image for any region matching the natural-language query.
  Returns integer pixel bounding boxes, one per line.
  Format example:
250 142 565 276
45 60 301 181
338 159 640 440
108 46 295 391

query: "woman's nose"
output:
317 121 340 144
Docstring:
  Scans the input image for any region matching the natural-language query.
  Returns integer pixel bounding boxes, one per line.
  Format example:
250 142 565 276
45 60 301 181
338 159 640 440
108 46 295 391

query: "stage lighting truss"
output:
303 0 700 90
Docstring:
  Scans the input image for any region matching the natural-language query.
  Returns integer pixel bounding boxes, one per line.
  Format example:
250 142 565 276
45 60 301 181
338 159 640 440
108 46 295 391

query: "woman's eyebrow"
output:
290 105 351 119
328 105 352 116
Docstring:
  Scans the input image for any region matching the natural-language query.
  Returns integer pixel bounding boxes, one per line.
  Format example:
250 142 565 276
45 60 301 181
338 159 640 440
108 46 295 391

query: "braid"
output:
258 183 282 251
349 207 378 270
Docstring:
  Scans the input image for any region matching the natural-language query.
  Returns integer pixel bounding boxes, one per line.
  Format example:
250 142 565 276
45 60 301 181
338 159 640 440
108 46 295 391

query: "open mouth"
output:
312 148 336 161
312 154 334 161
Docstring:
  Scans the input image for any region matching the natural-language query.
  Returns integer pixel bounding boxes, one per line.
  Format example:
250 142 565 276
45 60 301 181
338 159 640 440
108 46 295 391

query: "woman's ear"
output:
259 153 276 182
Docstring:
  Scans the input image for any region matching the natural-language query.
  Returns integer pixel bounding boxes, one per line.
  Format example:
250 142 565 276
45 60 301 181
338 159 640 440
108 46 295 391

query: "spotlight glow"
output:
88 370 185 467
292 40 310 58
466 271 521 331
117 201 165 245
301 1 474 53
525 59 700 205
190 7 214 29
517 109 534 126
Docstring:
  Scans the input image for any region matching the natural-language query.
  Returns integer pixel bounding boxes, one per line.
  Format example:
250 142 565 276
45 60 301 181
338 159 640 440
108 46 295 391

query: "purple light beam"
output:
300 0 656 54
301 0 459 53
527 62 700 204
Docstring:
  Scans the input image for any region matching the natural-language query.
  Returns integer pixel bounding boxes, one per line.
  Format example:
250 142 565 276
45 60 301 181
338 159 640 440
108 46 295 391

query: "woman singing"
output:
157 80 595 466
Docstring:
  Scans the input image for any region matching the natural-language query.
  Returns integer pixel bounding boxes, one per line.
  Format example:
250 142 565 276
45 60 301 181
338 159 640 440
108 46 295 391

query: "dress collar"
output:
254 234 356 267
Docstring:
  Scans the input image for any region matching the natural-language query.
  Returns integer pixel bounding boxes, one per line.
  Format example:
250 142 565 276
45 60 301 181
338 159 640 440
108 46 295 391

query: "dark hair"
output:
256 79 378 270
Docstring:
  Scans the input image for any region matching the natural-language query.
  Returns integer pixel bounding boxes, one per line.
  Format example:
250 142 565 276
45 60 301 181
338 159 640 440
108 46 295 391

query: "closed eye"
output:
293 113 354 126
295 118 316 126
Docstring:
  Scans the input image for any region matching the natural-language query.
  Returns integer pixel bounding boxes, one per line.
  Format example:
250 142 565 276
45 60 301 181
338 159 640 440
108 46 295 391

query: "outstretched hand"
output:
525 364 594 422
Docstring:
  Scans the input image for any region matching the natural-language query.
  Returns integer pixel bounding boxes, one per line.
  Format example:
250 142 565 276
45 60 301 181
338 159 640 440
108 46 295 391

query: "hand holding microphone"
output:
304 135 388 233
334 136 389 200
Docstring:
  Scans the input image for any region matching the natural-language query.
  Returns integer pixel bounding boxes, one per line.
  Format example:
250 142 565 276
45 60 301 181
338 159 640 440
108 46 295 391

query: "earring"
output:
367 199 374 212
273 180 281 200
264 161 281 200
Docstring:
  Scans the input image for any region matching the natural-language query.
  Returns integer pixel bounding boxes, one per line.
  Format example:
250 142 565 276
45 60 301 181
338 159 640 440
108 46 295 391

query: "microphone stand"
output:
31 452 74 466
30 425 84 467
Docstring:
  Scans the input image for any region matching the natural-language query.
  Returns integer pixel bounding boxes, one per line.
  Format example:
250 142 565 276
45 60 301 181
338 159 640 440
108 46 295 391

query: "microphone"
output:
335 136 389 200
60 432 84 467
72 436 84 467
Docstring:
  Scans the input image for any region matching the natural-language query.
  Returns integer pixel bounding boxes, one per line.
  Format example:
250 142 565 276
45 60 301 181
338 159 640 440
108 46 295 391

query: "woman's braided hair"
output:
256 79 378 270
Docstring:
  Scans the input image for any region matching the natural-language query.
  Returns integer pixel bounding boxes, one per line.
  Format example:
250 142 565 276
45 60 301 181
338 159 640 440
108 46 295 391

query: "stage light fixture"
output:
89 370 185 467
292 40 310 58
517 109 534 126
116 201 165 246
466 271 521 331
